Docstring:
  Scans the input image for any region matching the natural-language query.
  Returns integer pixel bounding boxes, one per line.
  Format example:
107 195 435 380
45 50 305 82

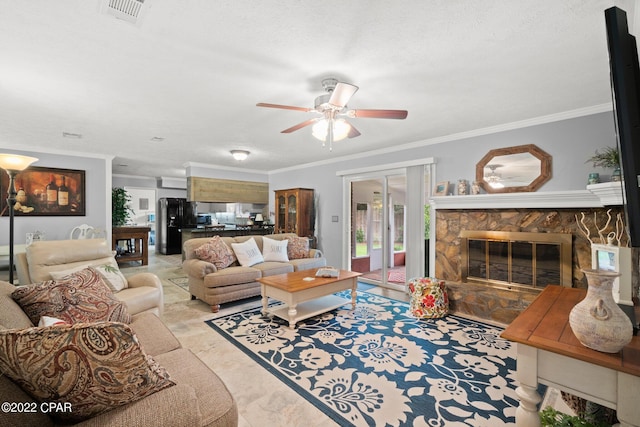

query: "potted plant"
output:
540 406 611 427
112 187 134 226
586 146 621 181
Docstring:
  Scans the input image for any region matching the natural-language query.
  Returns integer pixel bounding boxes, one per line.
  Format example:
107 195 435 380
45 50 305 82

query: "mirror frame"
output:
475 144 552 194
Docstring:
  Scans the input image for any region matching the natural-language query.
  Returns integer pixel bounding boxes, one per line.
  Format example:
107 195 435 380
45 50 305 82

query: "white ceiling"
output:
0 0 633 178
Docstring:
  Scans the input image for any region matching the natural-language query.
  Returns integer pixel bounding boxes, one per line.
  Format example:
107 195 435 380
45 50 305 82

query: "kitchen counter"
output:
181 225 275 249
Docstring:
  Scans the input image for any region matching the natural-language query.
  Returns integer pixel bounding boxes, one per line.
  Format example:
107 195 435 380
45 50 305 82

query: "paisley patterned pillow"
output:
286 236 310 259
0 322 174 423
194 236 236 269
12 267 131 325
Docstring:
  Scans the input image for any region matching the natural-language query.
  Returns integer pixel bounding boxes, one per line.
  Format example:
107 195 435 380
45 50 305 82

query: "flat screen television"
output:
591 243 633 305
605 7 640 247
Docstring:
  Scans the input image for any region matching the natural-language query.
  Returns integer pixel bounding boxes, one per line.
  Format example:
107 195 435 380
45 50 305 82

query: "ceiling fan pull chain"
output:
328 117 334 151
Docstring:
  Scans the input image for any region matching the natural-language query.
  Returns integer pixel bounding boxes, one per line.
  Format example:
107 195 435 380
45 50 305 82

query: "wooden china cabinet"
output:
274 188 315 237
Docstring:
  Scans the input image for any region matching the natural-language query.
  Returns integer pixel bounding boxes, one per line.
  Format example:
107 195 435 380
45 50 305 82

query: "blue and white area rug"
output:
205 290 523 427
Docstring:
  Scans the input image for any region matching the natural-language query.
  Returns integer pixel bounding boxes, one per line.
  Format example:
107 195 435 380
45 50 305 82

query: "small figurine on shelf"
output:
471 181 481 195
457 179 468 195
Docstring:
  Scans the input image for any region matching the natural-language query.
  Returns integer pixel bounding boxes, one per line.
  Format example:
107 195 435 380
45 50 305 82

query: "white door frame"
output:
338 157 435 287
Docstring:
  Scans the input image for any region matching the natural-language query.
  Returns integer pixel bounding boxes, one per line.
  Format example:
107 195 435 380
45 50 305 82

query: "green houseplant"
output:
540 406 611 427
586 146 620 169
112 187 134 226
586 146 621 182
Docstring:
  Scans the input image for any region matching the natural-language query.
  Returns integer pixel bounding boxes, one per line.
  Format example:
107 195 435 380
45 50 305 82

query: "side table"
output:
501 285 640 427
112 226 151 266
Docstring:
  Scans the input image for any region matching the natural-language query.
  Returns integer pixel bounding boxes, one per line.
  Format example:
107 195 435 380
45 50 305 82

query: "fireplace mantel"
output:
430 183 623 210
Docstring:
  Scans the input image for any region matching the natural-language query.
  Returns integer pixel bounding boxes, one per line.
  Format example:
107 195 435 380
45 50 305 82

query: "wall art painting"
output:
0 166 85 216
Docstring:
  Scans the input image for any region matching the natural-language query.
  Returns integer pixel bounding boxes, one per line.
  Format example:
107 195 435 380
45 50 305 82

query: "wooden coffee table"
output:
258 269 361 328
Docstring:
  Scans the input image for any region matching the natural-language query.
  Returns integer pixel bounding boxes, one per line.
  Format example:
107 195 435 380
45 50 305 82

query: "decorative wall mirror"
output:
475 144 551 193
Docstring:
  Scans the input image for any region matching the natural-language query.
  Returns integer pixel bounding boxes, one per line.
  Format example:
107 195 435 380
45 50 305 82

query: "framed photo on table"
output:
434 181 449 196
0 166 85 216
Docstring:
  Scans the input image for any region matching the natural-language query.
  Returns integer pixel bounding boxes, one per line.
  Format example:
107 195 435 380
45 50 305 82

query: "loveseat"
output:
0 280 238 426
183 233 326 312
15 238 163 317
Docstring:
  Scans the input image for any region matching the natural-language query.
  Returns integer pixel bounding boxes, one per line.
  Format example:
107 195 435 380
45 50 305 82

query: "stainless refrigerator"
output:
157 198 197 255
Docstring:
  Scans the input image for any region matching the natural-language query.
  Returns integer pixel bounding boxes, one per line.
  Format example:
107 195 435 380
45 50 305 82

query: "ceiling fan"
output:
256 78 408 151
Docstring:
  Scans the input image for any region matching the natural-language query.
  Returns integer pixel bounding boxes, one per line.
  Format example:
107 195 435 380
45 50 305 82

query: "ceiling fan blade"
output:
347 124 361 138
328 82 359 108
256 103 312 112
349 109 408 119
281 118 319 133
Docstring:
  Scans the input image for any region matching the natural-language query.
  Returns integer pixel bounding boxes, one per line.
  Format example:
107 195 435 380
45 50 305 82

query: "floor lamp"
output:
0 154 38 284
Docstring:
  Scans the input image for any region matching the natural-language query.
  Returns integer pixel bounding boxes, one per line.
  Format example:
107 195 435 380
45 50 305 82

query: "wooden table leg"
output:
287 304 298 328
261 285 268 316
515 344 542 427
350 278 357 309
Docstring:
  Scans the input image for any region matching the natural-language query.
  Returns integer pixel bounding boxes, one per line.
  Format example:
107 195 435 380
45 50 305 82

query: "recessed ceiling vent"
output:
101 0 149 25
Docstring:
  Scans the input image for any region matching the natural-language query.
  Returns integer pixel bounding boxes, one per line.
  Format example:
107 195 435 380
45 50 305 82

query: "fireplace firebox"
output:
460 231 572 291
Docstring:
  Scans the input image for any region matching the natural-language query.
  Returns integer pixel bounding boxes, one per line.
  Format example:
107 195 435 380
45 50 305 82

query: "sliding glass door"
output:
350 174 406 289
341 159 434 291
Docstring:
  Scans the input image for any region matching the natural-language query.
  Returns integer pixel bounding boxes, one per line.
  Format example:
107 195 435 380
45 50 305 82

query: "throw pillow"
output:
38 316 68 327
262 236 289 262
230 237 264 267
194 236 236 269
12 267 132 325
286 236 310 259
49 259 128 292
0 322 175 423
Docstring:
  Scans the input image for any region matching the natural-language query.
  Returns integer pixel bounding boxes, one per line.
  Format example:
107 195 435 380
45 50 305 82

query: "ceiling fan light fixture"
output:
312 119 350 142
230 150 250 161
485 164 504 188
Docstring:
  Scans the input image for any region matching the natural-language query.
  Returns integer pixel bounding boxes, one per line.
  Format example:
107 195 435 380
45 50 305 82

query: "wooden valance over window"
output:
187 177 268 203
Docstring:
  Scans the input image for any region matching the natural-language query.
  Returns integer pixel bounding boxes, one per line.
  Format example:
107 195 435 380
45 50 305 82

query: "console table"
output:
112 226 151 266
501 285 640 426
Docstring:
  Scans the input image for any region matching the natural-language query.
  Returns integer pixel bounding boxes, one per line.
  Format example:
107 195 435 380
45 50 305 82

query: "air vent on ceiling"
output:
101 0 149 25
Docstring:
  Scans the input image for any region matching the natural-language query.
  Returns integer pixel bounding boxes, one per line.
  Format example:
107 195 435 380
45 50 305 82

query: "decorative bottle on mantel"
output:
569 269 633 353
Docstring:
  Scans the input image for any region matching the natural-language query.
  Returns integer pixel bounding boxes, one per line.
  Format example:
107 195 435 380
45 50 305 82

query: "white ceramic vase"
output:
569 269 633 353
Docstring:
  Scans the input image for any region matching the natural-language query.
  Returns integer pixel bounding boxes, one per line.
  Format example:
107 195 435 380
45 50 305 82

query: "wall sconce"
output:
0 153 39 284
230 150 250 161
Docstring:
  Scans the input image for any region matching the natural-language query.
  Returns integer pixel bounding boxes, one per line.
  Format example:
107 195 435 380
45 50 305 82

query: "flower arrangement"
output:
586 146 620 169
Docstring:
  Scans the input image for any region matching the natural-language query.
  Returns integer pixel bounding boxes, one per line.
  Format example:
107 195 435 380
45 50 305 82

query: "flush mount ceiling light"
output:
230 150 250 161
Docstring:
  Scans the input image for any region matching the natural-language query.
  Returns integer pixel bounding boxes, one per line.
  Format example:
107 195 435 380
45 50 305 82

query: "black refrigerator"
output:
157 198 197 255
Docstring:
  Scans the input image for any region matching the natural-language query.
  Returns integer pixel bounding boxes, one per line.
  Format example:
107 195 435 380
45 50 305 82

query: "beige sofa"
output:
0 280 238 426
15 239 163 317
183 233 326 312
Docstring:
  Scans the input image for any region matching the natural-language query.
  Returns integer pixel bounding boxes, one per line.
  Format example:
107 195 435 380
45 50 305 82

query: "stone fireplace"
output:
431 187 638 325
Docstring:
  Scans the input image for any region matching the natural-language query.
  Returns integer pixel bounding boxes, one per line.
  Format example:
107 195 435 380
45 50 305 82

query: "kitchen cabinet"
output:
274 188 314 237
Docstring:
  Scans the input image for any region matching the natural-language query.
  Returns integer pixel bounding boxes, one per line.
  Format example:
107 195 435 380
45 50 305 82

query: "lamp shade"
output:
0 154 39 172
312 119 351 142
255 214 264 222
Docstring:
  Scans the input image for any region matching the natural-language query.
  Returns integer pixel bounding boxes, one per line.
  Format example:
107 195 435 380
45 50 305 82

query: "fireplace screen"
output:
462 231 571 290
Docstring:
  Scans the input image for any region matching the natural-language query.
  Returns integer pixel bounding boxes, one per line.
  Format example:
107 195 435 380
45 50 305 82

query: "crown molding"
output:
269 104 613 174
